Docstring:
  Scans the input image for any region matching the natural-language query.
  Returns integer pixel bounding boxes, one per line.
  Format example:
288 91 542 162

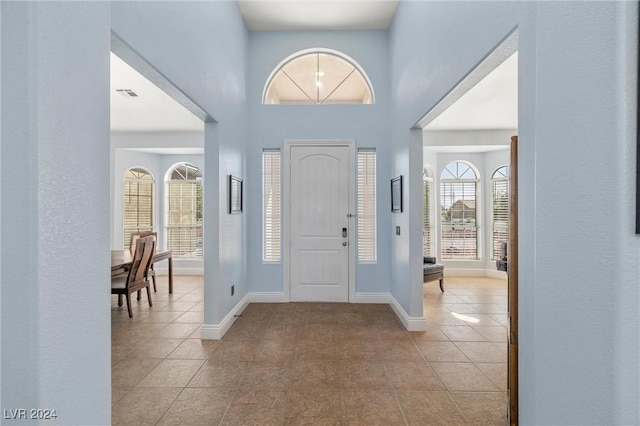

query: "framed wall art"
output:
229 175 243 214
391 175 403 213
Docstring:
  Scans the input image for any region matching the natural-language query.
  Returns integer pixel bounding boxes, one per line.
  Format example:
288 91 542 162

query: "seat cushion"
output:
111 276 127 290
424 263 444 274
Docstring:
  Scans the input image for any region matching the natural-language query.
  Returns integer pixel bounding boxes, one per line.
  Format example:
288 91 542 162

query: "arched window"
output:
166 163 203 257
263 49 374 105
123 167 154 248
440 161 479 259
491 165 510 260
423 167 435 257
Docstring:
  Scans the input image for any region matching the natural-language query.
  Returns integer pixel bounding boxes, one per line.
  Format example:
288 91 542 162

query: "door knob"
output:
342 242 348 246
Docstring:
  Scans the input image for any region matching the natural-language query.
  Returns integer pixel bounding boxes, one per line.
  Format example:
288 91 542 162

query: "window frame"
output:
440 161 480 260
423 167 435 258
262 48 375 105
165 162 203 258
490 165 510 260
123 167 154 249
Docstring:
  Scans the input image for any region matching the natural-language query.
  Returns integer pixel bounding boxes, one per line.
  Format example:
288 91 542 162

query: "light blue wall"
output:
390 0 522 318
246 31 391 295
111 1 249 325
391 1 639 424
1 2 112 423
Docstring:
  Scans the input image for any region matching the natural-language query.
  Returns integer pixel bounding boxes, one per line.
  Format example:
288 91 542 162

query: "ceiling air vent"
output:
115 89 139 98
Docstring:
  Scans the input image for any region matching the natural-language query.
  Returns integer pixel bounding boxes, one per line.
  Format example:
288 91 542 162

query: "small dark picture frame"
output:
229 175 243 214
391 175 403 213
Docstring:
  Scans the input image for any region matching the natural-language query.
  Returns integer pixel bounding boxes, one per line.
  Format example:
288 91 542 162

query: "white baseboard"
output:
486 269 508 279
445 268 506 278
200 294 250 340
154 267 204 276
388 295 427 331
351 292 389 304
248 292 287 303
200 291 428 338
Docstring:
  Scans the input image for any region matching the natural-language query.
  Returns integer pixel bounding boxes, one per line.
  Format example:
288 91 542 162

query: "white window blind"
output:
423 177 434 257
166 163 203 257
440 161 478 259
263 149 281 262
491 165 510 260
123 167 154 248
357 149 377 263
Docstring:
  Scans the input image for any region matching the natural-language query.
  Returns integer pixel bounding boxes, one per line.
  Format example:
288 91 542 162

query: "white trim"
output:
388 295 427 331
200 294 250 340
262 47 375 104
444 268 507 278
351 292 389 304
486 269 508 279
248 292 287 303
414 28 517 129
284 140 357 304
153 266 203 276
249 291 388 304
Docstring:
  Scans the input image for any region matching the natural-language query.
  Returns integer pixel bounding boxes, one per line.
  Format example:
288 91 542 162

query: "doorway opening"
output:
415 29 519 425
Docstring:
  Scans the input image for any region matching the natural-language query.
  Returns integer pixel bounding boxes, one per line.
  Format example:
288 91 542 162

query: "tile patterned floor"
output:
112 275 508 425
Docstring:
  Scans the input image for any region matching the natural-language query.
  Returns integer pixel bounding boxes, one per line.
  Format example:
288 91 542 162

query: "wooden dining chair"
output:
112 236 155 318
130 231 158 292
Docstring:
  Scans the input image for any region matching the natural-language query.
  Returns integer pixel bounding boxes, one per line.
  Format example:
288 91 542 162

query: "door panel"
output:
290 145 350 302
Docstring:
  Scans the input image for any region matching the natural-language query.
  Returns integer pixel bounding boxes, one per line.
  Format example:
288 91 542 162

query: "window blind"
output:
423 178 433 257
123 169 154 248
491 165 510 260
262 150 281 262
357 149 377 263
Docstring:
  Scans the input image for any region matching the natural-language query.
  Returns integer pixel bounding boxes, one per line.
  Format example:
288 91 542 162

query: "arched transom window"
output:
123 167 154 248
491 165 510 260
263 49 374 105
166 163 203 257
440 161 479 259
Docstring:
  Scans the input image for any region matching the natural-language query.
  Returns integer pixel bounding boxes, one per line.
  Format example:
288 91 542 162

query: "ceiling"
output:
110 53 203 132
110 2 516 136
425 52 518 131
237 0 399 31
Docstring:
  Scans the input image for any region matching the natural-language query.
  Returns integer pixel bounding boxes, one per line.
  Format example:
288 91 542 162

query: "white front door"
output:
289 144 352 302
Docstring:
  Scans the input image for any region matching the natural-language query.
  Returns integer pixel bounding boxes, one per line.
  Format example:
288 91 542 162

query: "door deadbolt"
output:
342 228 348 238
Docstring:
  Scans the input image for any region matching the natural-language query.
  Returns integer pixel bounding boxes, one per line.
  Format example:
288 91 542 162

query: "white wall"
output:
391 1 639 423
1 2 111 423
112 1 249 328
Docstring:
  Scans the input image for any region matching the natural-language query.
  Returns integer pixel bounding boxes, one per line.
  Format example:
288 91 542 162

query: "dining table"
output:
111 249 174 293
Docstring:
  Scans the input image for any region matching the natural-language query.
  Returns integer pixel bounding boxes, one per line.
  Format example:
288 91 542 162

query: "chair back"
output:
129 231 158 254
128 236 155 287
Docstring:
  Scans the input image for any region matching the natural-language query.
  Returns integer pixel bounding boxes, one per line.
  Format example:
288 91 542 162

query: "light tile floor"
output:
112 275 508 425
